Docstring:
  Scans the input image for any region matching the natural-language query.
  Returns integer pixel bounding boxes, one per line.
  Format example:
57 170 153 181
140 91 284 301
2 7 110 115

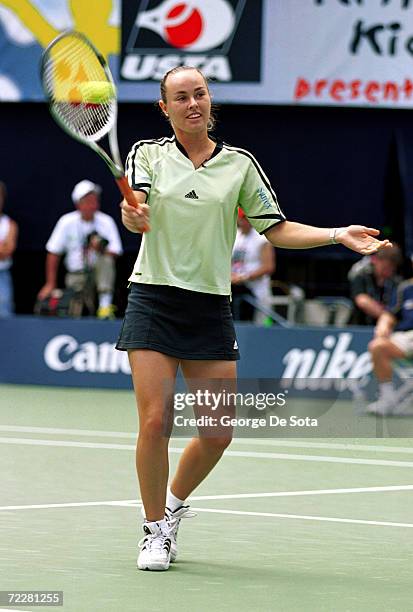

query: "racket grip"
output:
116 176 149 232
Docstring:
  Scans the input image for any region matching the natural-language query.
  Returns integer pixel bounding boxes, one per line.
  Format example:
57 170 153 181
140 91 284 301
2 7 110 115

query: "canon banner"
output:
1 0 413 107
0 317 375 390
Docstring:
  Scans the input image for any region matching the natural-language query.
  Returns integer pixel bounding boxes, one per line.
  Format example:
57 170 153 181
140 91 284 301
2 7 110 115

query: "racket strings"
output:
42 34 116 142
56 99 112 139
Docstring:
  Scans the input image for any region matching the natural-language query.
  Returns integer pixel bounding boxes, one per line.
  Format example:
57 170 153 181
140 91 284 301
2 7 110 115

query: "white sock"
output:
166 487 185 512
98 293 112 308
144 518 168 533
379 381 394 399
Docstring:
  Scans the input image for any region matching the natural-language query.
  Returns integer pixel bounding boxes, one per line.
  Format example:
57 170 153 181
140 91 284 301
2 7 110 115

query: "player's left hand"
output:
336 225 392 255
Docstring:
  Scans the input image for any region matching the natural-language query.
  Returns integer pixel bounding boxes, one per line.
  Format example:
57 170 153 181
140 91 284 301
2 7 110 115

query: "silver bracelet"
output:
329 227 345 245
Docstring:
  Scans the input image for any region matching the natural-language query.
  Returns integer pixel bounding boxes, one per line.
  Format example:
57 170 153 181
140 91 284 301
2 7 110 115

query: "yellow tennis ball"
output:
77 81 116 104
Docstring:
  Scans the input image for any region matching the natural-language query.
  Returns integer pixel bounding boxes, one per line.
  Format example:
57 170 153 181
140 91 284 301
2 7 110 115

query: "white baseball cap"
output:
71 179 102 204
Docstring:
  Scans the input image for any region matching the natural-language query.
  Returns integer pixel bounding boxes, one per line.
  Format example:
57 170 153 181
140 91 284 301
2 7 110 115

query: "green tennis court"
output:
1 384 413 612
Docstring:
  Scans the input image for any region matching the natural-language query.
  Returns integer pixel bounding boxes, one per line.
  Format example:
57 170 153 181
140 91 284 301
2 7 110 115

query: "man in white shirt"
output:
231 209 275 321
38 180 123 319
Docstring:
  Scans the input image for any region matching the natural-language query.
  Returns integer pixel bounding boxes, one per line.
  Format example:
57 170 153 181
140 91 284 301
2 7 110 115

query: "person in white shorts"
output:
38 180 123 319
368 276 413 415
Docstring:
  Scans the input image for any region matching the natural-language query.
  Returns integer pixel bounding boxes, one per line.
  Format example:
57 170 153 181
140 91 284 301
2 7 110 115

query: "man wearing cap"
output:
37 180 123 319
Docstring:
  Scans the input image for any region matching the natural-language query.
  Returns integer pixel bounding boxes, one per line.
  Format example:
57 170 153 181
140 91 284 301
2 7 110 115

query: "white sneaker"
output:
165 505 196 562
366 396 395 416
137 521 172 571
392 392 413 416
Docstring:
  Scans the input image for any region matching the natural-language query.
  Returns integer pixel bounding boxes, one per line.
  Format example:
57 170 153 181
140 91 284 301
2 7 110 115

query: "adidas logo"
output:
185 190 199 199
233 340 238 350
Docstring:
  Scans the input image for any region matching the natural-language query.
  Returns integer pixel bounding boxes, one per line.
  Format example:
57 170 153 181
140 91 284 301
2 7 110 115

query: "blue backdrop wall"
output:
0 317 374 392
1 102 411 314
1 102 403 253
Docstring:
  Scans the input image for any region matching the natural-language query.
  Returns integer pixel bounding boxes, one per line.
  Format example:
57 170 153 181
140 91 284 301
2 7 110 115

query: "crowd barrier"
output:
0 316 374 392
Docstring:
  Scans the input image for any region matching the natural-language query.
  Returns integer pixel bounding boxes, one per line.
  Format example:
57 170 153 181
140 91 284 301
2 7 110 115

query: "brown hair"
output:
159 66 217 131
374 243 403 267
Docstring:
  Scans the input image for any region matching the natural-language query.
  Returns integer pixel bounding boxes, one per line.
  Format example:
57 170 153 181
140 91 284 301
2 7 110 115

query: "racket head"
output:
40 30 117 146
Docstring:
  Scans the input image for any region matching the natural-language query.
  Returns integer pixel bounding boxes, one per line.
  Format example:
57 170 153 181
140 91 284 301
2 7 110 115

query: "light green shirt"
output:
125 136 285 295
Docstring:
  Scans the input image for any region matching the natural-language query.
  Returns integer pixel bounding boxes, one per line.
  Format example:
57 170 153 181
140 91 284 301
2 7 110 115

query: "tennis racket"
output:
40 30 146 224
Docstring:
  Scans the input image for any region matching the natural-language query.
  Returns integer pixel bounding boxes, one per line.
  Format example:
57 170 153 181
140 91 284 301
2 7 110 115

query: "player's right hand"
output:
121 201 150 233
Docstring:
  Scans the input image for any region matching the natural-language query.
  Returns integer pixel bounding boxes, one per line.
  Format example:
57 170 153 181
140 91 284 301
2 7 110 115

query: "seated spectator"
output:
231 208 275 321
348 245 402 325
0 181 18 317
37 180 123 319
367 270 413 415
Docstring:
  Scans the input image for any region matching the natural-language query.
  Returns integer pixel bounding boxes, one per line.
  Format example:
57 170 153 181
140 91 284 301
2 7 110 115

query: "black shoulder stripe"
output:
127 136 175 186
223 145 280 210
127 142 141 188
145 136 175 146
131 183 151 195
248 213 285 220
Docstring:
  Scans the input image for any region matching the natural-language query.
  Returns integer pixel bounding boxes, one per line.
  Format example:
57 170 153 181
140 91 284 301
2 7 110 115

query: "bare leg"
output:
368 338 405 382
170 360 236 501
129 350 179 521
95 254 115 294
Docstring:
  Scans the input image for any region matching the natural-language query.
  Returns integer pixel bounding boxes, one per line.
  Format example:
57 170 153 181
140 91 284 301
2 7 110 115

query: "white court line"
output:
0 425 136 439
1 484 413 511
0 437 135 450
0 498 411 529
0 500 139 511
229 439 413 454
3 437 413 468
189 484 413 500
1 426 413 455
220 449 413 468
190 507 413 529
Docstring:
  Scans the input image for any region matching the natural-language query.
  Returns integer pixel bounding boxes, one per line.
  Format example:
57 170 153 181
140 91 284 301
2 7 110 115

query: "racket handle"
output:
116 176 149 232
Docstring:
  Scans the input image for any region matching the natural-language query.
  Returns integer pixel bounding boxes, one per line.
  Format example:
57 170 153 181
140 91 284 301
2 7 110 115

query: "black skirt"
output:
116 283 240 360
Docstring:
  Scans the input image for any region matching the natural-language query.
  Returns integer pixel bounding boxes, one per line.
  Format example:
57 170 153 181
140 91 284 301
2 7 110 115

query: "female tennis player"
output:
116 66 390 571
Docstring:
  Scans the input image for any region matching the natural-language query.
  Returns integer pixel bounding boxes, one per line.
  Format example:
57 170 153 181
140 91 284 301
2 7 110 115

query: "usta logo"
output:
137 0 236 52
